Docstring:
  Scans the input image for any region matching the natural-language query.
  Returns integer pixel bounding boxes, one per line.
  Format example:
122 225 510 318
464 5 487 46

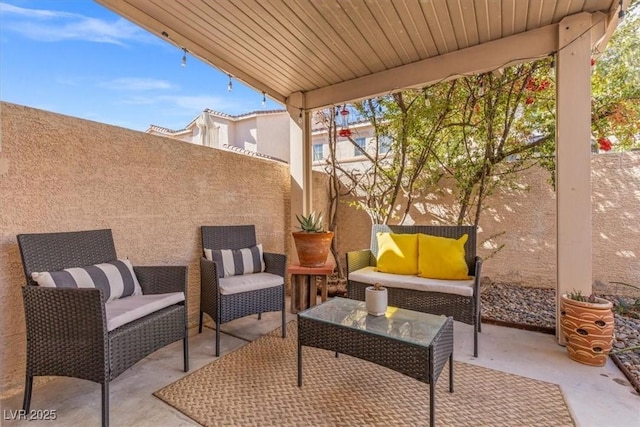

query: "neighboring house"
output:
147 108 392 169
147 109 290 163
311 119 391 172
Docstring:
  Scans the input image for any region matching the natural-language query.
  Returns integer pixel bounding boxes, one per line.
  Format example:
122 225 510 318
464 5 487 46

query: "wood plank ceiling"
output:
97 0 619 110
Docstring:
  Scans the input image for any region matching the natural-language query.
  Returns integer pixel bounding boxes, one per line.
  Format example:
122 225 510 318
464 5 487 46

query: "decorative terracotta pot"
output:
292 231 334 267
365 286 388 316
560 295 614 367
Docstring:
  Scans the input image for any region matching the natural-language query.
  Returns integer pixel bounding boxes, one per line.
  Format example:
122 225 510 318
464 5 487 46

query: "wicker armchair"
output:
200 225 287 356
17 229 189 427
346 224 483 357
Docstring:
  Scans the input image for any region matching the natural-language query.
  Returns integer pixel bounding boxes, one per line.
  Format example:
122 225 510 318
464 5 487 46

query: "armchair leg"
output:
215 321 221 357
102 382 109 427
198 311 203 334
258 313 262 320
183 335 190 372
474 324 479 358
22 375 33 412
281 307 286 338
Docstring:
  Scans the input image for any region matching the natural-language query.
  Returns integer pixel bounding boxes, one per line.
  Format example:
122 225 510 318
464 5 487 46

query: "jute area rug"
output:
155 322 574 426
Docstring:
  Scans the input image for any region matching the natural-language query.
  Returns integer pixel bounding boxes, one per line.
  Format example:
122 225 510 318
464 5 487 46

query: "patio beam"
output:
301 21 562 110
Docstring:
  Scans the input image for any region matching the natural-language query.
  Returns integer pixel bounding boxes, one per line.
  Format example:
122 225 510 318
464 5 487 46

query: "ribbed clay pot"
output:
292 231 334 267
560 295 614 367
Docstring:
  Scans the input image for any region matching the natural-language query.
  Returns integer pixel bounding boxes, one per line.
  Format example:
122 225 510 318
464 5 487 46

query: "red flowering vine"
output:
525 77 550 92
597 137 612 151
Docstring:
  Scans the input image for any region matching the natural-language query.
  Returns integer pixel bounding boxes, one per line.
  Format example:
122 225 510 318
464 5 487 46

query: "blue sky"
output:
0 1 282 131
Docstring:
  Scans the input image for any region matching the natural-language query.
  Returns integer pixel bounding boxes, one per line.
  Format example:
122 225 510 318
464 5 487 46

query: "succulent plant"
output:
567 289 597 303
295 211 325 232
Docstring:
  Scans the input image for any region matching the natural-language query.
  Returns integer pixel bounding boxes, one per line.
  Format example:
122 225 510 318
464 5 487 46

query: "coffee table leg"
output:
449 353 454 393
297 336 303 387
430 382 435 427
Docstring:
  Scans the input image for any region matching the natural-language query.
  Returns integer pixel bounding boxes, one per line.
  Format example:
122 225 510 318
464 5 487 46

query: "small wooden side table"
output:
288 262 334 313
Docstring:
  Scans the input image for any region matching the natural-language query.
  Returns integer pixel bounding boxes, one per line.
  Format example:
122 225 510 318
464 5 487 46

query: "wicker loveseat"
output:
17 229 189 427
346 224 482 357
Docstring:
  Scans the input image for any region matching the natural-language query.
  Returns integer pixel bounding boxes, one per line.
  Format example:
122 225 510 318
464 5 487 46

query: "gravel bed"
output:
481 283 640 390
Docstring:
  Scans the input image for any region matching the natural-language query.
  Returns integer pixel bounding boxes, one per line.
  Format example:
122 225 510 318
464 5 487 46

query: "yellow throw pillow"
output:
418 233 470 280
376 232 419 275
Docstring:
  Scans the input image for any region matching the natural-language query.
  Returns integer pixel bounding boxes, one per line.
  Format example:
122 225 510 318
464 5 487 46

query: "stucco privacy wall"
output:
0 102 290 398
318 151 640 293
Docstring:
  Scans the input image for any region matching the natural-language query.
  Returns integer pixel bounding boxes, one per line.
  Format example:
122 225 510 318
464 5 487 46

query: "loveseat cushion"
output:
105 292 185 331
218 272 283 295
204 244 266 278
349 266 474 297
418 233 470 280
375 232 419 275
31 259 142 303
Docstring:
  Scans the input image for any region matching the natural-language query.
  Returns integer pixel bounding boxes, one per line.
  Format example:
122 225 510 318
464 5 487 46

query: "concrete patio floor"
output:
2 296 638 427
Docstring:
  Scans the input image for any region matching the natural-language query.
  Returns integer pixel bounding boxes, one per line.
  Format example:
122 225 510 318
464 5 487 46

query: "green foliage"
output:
295 211 325 232
610 281 640 319
591 1 640 150
567 289 597 303
322 6 637 228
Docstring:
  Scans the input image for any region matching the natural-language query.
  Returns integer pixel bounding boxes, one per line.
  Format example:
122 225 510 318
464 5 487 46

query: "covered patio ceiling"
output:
96 0 629 336
96 0 624 111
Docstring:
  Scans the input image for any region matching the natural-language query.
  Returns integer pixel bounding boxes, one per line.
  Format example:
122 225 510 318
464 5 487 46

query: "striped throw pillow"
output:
204 244 266 278
31 259 143 303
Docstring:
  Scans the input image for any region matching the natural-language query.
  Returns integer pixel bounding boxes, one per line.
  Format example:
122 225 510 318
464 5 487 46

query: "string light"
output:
227 74 233 92
298 111 303 124
181 48 187 67
261 92 266 107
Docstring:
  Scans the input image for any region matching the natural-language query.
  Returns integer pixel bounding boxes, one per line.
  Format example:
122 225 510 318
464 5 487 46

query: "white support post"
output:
287 93 313 264
556 12 594 344
302 110 312 215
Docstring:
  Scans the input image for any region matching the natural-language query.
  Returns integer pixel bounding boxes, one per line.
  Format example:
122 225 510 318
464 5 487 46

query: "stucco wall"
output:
0 102 291 398
316 152 640 293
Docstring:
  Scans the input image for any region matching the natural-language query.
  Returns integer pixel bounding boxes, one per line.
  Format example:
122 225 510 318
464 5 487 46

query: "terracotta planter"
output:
560 295 614 367
292 231 334 267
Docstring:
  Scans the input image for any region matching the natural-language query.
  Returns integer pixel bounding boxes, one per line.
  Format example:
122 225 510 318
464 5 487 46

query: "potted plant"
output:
560 289 614 367
365 283 388 316
292 211 334 267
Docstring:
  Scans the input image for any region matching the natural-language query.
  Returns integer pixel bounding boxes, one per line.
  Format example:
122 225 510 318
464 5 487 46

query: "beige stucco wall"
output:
317 152 640 293
0 102 291 398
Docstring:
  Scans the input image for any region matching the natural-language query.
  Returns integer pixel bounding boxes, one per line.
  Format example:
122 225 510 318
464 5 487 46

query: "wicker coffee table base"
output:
298 315 454 427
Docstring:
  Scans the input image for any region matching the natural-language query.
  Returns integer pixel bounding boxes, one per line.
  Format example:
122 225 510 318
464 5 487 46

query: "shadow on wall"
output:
318 152 640 294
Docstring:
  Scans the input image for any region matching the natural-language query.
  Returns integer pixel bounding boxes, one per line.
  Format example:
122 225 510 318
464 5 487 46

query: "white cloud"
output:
0 2 155 46
119 95 234 111
101 78 175 91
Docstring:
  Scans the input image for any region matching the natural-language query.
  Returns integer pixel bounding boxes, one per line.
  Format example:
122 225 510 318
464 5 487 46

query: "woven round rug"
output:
155 322 574 426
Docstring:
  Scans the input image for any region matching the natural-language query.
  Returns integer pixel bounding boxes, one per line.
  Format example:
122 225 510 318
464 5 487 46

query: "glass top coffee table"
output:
297 297 454 427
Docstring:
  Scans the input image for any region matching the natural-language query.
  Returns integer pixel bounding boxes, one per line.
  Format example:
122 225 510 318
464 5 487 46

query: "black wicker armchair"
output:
17 229 189 427
346 224 483 357
200 225 287 356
